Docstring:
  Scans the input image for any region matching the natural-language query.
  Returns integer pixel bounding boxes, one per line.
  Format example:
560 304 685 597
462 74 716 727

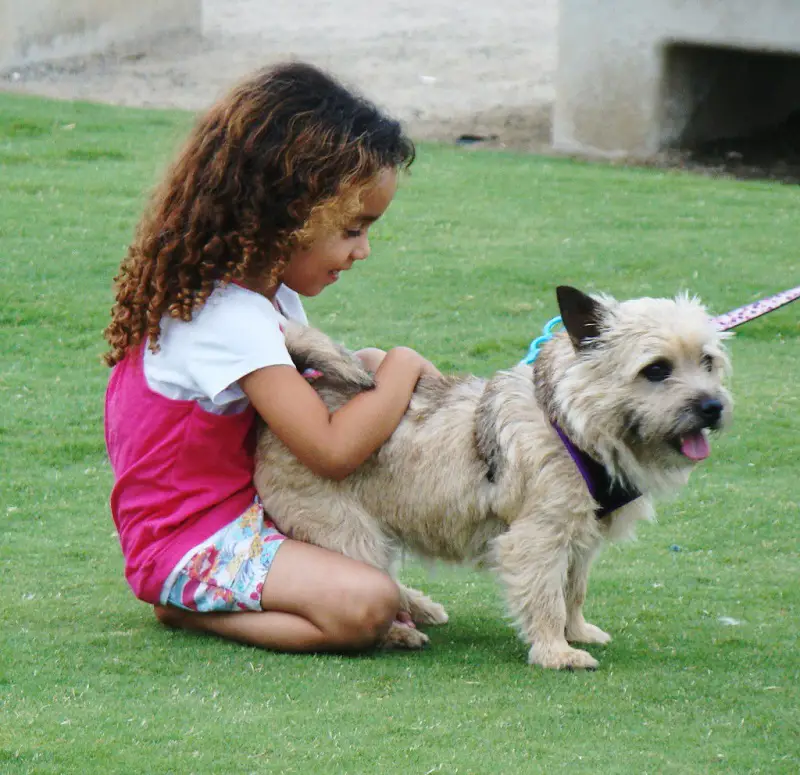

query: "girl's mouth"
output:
328 270 340 282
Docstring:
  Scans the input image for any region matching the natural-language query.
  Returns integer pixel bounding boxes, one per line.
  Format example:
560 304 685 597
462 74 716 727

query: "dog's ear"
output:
556 286 604 350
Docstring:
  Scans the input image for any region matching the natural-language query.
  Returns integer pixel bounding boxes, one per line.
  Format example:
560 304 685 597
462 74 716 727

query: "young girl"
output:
104 62 438 652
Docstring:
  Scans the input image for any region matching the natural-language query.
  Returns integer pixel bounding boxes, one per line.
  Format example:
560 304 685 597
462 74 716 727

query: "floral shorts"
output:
160 500 286 612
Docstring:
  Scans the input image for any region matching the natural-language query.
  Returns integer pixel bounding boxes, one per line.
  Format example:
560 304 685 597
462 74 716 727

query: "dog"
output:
254 286 732 669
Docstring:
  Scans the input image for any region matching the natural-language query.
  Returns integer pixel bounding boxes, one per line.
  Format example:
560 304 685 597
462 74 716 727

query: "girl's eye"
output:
345 228 362 238
640 359 673 382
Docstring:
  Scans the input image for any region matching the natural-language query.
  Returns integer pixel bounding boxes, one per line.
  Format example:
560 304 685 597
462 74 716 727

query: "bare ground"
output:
3 0 798 180
0 0 557 152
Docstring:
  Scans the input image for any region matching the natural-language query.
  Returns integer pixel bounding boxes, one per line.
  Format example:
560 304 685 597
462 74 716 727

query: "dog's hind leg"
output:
270 496 392 569
564 544 611 645
266 496 431 650
494 515 600 670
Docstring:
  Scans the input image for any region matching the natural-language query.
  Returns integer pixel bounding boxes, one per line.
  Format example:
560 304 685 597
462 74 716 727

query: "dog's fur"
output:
254 287 732 669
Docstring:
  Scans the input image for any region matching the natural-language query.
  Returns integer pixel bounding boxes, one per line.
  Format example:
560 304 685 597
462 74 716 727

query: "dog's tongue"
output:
681 433 710 461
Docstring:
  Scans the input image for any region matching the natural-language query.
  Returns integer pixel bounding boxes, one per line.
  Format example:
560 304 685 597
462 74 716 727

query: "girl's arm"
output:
240 346 430 481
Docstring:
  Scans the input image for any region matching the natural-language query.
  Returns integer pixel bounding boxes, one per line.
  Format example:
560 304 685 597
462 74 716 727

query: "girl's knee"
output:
334 574 400 649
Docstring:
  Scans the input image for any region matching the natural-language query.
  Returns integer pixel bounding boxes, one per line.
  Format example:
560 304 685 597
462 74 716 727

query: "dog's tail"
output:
283 321 375 390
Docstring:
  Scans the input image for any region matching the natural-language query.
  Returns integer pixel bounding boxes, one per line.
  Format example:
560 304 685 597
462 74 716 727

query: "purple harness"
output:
550 286 799 517
551 422 640 518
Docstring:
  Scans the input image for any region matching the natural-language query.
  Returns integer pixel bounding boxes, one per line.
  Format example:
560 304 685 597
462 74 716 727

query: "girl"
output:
104 62 437 652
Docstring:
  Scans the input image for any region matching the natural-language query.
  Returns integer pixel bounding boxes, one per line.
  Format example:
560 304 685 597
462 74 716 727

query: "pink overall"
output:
105 346 258 604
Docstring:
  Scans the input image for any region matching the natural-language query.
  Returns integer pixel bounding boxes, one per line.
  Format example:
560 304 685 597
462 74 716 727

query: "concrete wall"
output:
0 0 201 70
554 0 800 158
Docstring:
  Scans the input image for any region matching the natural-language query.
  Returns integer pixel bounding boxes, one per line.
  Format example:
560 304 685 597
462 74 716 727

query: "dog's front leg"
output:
494 516 599 670
398 585 449 626
564 544 611 646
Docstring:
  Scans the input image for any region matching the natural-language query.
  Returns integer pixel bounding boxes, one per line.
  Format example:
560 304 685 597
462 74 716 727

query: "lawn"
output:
1 92 798 774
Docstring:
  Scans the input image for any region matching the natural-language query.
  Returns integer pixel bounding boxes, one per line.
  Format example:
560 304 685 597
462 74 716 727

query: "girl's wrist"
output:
380 347 425 380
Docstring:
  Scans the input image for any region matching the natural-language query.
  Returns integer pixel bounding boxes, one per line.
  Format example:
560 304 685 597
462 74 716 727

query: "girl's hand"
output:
354 347 386 374
417 355 442 379
374 346 433 384
356 346 442 379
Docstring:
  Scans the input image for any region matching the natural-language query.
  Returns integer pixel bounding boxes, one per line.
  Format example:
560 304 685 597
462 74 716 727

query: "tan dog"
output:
254 287 732 669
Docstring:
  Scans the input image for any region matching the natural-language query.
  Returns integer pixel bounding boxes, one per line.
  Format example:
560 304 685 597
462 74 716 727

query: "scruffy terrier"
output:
254 287 732 669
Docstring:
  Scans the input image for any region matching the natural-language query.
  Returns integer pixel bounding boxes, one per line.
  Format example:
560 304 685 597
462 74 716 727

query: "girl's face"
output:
280 167 398 297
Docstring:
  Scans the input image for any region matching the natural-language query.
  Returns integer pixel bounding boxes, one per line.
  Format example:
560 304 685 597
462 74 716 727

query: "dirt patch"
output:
1 0 798 183
0 0 557 153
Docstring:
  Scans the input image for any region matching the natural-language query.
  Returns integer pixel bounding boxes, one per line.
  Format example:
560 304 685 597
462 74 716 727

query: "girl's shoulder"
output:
158 283 284 356
200 282 277 323
145 284 299 411
202 283 307 326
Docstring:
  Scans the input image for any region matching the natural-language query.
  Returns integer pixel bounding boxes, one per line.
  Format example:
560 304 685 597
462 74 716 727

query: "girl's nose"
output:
351 236 370 261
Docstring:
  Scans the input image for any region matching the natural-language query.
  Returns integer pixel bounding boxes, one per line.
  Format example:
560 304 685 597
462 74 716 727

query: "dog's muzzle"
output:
693 396 724 430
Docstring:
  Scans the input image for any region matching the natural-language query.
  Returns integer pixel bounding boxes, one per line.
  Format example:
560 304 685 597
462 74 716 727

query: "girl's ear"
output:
556 286 604 350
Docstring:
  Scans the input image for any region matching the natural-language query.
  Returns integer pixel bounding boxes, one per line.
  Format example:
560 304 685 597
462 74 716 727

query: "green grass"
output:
1 92 798 774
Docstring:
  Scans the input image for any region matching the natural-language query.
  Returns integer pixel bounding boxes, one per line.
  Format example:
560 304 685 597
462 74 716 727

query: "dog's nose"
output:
697 397 723 426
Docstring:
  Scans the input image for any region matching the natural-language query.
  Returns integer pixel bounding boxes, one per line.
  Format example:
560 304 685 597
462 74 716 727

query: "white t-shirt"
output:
144 283 307 415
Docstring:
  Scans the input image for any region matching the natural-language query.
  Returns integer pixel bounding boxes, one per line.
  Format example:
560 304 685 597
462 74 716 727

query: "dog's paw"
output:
565 621 611 645
401 586 449 626
381 622 430 650
414 600 449 626
528 644 599 671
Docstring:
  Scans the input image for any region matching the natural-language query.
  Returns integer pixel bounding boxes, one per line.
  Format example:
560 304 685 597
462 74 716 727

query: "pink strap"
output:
712 286 800 331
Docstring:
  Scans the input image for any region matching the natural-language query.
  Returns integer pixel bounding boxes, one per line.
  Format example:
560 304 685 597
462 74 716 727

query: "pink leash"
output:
712 285 800 331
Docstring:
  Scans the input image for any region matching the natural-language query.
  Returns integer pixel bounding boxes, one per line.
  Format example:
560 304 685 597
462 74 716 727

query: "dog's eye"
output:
641 359 673 382
701 353 714 371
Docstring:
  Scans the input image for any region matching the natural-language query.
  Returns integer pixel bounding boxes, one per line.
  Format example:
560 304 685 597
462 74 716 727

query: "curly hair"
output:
104 62 415 366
